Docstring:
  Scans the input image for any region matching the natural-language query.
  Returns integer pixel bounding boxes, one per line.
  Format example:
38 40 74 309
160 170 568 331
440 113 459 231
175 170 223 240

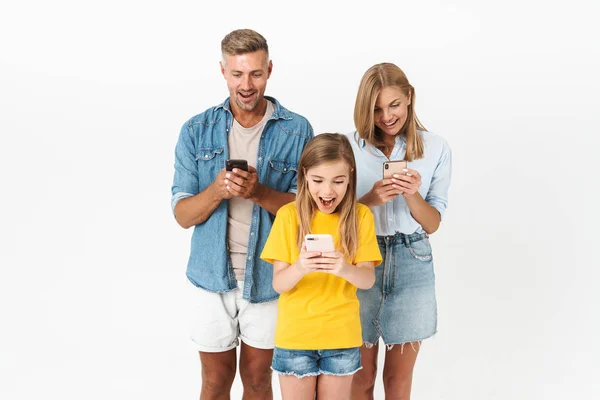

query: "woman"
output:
348 63 452 399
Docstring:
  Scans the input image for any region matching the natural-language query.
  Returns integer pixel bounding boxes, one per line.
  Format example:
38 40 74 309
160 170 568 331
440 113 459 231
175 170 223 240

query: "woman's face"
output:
374 86 411 138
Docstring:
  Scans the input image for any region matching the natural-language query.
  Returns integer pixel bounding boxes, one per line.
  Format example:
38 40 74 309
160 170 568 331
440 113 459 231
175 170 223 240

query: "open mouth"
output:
319 197 336 209
383 119 398 127
238 91 256 101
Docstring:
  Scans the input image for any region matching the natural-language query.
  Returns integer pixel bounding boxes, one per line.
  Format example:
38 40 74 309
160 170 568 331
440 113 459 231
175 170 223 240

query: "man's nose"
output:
241 75 252 90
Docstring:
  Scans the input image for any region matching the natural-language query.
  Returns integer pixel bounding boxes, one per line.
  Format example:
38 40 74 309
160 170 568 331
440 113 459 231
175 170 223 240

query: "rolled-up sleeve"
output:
424 139 452 218
171 122 198 214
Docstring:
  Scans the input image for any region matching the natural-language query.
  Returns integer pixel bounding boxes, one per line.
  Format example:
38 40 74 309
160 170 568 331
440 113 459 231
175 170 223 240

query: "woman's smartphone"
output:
383 160 407 179
304 234 335 253
226 159 248 172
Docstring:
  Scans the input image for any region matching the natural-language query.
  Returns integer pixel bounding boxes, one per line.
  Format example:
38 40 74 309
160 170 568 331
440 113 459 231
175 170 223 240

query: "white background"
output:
1 0 599 398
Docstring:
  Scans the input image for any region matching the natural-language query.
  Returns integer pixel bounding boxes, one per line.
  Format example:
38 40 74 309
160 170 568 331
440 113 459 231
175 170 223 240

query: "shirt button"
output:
248 256 252 260
258 157 263 161
250 232 254 236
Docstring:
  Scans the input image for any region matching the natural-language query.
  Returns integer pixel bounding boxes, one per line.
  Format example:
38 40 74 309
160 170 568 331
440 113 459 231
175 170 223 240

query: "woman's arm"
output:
404 191 441 234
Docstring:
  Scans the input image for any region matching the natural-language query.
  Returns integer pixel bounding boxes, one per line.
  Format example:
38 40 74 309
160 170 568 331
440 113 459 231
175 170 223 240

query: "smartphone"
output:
226 159 248 172
383 160 407 179
304 234 335 253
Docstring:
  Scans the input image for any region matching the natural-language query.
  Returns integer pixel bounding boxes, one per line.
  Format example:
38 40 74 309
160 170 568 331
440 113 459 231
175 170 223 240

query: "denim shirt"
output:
348 130 452 236
172 96 314 303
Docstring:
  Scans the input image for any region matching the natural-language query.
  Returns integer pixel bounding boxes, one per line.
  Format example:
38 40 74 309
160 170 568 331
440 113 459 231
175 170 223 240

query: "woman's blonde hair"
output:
296 133 358 260
354 63 426 161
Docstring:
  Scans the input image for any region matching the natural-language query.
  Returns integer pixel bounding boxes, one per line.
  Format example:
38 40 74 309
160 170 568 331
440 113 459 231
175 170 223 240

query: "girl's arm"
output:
272 261 305 294
339 261 376 290
272 249 323 294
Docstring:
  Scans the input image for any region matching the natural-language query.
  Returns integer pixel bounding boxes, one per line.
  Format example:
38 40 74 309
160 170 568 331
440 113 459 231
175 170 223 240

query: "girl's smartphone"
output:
383 160 407 179
226 159 248 172
304 234 335 253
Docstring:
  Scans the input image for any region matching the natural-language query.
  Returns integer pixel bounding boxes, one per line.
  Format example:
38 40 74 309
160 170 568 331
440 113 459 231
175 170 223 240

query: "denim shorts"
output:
357 232 437 346
272 347 362 378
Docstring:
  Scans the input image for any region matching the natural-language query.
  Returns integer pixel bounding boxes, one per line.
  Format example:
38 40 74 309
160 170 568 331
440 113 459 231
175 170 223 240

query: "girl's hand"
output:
295 243 325 275
392 168 422 198
314 251 351 277
361 179 403 206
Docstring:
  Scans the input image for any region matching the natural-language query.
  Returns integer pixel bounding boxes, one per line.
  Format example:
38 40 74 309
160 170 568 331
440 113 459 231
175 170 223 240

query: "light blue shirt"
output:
347 130 452 235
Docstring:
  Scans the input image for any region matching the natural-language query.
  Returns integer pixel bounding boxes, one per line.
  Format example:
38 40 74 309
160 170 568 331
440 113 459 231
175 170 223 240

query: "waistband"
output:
377 232 429 246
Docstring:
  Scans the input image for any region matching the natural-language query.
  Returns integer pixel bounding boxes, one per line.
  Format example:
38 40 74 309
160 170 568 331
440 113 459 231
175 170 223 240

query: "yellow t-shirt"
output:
261 202 382 350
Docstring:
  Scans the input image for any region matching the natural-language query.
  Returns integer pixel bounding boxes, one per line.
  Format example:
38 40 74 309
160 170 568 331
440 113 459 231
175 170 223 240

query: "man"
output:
171 29 313 399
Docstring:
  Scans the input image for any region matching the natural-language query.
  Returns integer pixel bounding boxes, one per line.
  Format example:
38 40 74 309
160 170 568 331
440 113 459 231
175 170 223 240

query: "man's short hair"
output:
221 29 269 58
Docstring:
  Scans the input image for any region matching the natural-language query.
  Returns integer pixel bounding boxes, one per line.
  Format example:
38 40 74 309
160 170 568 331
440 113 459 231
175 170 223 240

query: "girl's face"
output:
306 160 351 214
374 86 411 138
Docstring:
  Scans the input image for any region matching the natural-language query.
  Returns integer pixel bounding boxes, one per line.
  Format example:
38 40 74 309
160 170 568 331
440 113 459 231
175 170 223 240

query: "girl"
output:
261 133 382 400
348 63 452 399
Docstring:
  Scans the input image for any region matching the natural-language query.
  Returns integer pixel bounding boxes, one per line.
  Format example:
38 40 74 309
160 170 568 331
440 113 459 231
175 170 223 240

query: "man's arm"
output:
223 166 294 215
174 168 235 229
249 184 295 215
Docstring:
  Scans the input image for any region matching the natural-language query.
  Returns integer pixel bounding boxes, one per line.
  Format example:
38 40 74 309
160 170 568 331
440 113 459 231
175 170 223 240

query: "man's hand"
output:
213 168 234 200
224 165 264 200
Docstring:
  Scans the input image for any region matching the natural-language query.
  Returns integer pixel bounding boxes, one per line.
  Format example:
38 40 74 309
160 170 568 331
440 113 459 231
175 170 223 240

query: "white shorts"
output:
188 281 278 353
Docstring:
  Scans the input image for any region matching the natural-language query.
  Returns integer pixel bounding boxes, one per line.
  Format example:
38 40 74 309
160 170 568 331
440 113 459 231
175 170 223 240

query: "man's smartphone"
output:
383 160 407 179
226 159 248 172
304 234 335 253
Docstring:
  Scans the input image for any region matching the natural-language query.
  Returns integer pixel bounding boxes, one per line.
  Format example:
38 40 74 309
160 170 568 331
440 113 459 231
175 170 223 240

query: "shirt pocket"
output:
195 147 224 185
266 159 298 191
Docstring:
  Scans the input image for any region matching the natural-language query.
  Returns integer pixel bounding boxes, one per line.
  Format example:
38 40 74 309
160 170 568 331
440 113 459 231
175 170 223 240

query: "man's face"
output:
220 50 272 113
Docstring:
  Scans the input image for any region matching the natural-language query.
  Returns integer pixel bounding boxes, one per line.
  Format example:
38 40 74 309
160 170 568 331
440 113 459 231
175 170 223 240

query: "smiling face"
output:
373 86 411 140
306 160 351 214
220 50 272 114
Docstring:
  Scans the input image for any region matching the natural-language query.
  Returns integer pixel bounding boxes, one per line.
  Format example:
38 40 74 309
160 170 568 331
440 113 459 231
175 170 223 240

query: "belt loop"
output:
402 233 410 247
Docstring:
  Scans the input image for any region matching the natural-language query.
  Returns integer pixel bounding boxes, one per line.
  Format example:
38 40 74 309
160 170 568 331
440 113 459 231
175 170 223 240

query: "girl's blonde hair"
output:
354 63 426 161
296 133 358 260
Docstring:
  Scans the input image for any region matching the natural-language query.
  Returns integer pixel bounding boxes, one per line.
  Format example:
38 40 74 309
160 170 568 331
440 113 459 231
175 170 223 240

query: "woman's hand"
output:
392 168 422 198
360 179 404 206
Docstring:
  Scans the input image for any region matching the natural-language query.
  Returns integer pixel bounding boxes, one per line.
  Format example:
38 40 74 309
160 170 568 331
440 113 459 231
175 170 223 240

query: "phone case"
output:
304 234 335 253
383 160 407 179
226 159 248 171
